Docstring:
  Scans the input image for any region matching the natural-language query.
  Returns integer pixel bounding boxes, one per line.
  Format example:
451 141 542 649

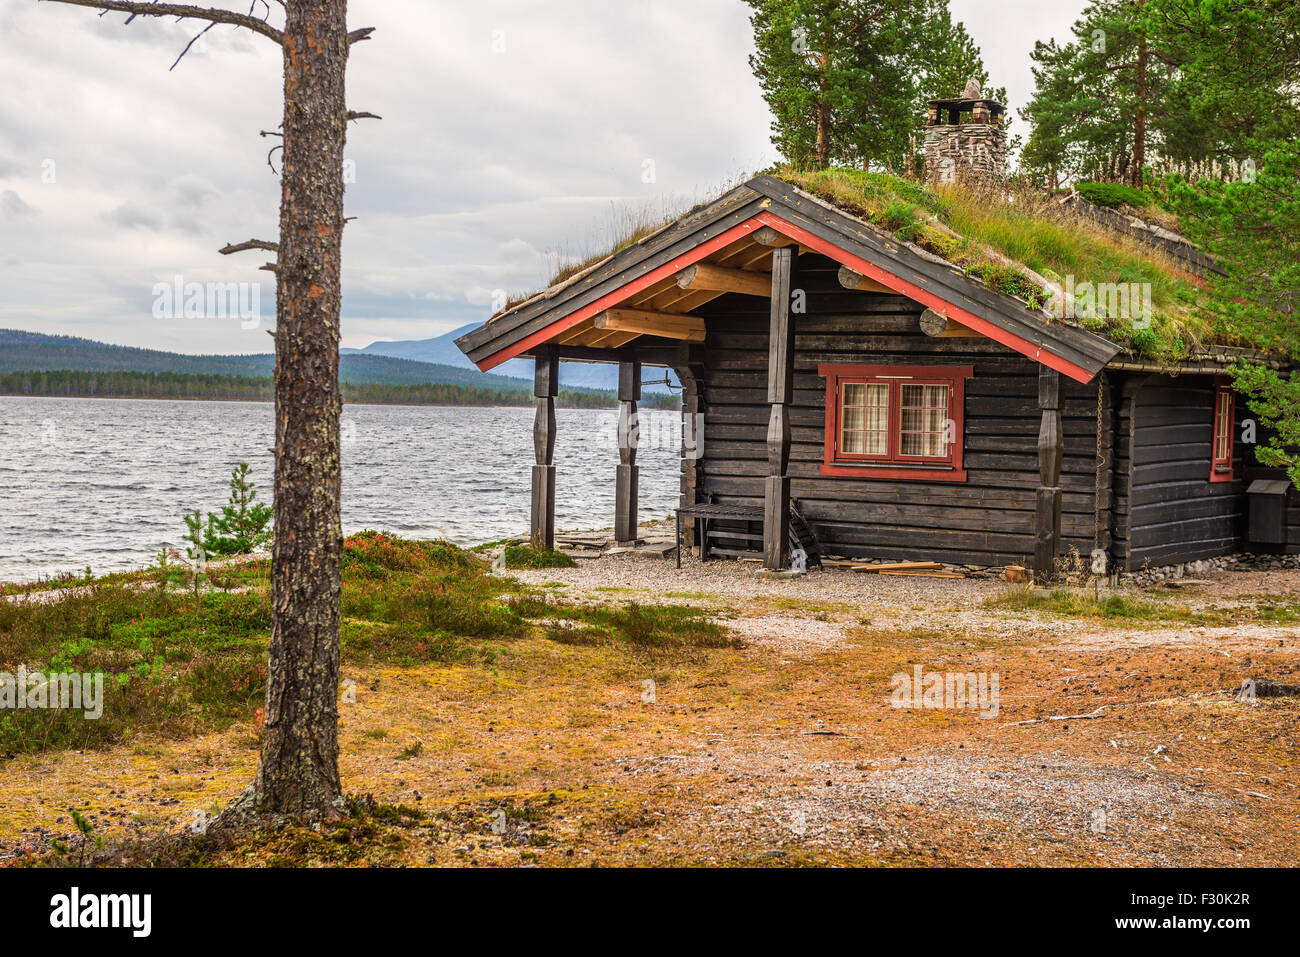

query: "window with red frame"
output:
1210 380 1235 482
819 364 972 482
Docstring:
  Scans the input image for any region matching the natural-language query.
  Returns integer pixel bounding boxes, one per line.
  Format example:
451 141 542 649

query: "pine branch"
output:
220 239 280 255
40 0 285 45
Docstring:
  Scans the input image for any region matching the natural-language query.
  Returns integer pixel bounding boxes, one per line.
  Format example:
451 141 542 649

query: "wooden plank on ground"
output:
851 561 943 573
877 569 966 579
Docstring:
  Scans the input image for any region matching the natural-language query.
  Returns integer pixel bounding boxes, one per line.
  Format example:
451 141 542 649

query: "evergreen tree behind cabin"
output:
745 0 1001 171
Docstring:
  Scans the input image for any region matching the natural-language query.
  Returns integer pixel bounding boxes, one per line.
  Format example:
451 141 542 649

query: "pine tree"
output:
207 463 275 557
745 0 997 171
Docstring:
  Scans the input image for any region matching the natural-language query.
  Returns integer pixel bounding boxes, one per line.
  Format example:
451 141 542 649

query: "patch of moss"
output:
986 585 1221 624
502 544 577 569
1076 181 1153 211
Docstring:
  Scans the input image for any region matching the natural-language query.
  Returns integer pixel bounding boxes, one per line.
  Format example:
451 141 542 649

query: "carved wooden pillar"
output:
1034 366 1064 580
615 358 641 546
531 348 558 550
675 343 709 550
764 246 796 570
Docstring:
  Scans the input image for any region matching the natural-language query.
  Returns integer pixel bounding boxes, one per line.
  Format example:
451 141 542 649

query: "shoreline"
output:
0 392 679 411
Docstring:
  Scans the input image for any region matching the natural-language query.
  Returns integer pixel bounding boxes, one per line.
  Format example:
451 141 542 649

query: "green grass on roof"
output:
775 167 1242 362
1074 181 1154 211
497 166 1247 362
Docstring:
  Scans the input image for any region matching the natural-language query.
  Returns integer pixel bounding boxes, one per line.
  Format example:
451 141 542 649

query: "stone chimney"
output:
924 77 1006 185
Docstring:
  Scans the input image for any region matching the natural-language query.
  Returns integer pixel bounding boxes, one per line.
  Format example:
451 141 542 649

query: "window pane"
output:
840 381 889 457
899 383 950 458
1214 391 1232 461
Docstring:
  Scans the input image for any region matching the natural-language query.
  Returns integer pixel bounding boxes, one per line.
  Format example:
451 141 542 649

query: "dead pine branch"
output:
39 0 287 44
219 239 280 256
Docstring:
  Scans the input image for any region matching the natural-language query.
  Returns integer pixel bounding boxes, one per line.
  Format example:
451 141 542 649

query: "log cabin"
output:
457 87 1295 579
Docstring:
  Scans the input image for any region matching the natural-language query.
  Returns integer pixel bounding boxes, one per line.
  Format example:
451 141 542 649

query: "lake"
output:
0 396 686 583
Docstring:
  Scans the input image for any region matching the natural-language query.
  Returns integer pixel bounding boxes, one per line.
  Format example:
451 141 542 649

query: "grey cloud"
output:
2 0 1091 356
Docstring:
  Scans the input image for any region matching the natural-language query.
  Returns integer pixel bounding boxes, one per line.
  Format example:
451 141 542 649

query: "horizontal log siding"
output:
1127 376 1246 566
1110 380 1135 569
691 255 1103 567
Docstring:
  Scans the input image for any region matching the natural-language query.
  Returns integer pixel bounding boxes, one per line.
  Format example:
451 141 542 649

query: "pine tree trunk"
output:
1132 29 1148 188
816 53 831 168
234 0 348 819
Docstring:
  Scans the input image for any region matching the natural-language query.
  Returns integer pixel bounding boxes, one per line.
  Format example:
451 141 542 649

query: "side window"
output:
1210 381 1234 482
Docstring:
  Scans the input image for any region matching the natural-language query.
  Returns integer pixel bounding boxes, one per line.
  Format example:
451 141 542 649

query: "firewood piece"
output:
851 561 943 573
877 569 966 578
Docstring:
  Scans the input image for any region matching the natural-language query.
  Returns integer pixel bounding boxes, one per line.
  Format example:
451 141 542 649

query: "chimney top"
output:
961 76 982 100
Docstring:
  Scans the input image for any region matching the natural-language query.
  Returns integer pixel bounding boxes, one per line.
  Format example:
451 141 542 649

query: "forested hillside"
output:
0 368 678 409
0 329 528 389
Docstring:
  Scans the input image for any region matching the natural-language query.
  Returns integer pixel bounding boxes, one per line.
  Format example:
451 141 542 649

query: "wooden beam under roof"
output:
594 308 706 342
837 264 899 295
676 262 772 297
920 307 984 339
751 226 812 254
555 320 596 345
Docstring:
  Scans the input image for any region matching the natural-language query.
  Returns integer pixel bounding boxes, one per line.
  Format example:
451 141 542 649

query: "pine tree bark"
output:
816 52 831 168
1132 28 1148 188
42 0 367 823
234 0 349 819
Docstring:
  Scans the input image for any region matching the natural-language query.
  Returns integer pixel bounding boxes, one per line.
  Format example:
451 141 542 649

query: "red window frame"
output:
819 364 972 482
1210 378 1235 483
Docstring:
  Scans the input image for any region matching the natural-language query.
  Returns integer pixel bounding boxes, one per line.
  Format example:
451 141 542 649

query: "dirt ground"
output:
2 560 1297 867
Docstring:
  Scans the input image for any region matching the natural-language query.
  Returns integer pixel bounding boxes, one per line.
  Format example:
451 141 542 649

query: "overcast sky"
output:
0 0 1088 355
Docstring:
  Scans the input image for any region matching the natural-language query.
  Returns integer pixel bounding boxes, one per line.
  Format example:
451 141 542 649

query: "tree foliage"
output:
1168 140 1300 483
184 463 274 560
745 0 1002 170
1021 0 1300 187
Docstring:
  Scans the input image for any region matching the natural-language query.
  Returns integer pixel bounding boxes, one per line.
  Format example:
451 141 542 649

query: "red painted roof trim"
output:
476 219 766 371
753 212 1096 384
476 212 1099 384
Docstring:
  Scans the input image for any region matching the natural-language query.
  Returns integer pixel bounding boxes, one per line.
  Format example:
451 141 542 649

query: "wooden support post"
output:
764 246 796 571
675 343 708 551
1034 366 1063 581
531 348 558 550
615 358 641 546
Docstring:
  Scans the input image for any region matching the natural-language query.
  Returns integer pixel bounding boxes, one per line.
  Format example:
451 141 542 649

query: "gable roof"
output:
457 174 1125 384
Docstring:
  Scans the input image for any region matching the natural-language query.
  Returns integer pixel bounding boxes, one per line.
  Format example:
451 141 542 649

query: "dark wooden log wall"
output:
684 253 1103 567
1122 375 1246 566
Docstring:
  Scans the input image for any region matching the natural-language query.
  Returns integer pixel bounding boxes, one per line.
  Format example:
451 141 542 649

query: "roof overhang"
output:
457 176 1123 384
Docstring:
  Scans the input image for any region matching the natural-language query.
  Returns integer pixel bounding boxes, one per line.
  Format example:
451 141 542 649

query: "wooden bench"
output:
675 501 822 569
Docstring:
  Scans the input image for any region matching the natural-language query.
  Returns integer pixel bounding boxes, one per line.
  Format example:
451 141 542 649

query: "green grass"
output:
985 584 1219 624
538 602 740 651
0 584 270 756
774 167 1227 361
1 532 740 757
1075 181 1153 211
502 544 577 569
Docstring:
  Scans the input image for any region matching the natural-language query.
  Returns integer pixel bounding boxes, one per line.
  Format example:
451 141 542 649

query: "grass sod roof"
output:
483 168 1264 367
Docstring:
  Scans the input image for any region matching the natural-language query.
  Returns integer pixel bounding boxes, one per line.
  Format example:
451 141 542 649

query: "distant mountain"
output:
2 325 677 395
348 322 675 393
0 329 533 392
